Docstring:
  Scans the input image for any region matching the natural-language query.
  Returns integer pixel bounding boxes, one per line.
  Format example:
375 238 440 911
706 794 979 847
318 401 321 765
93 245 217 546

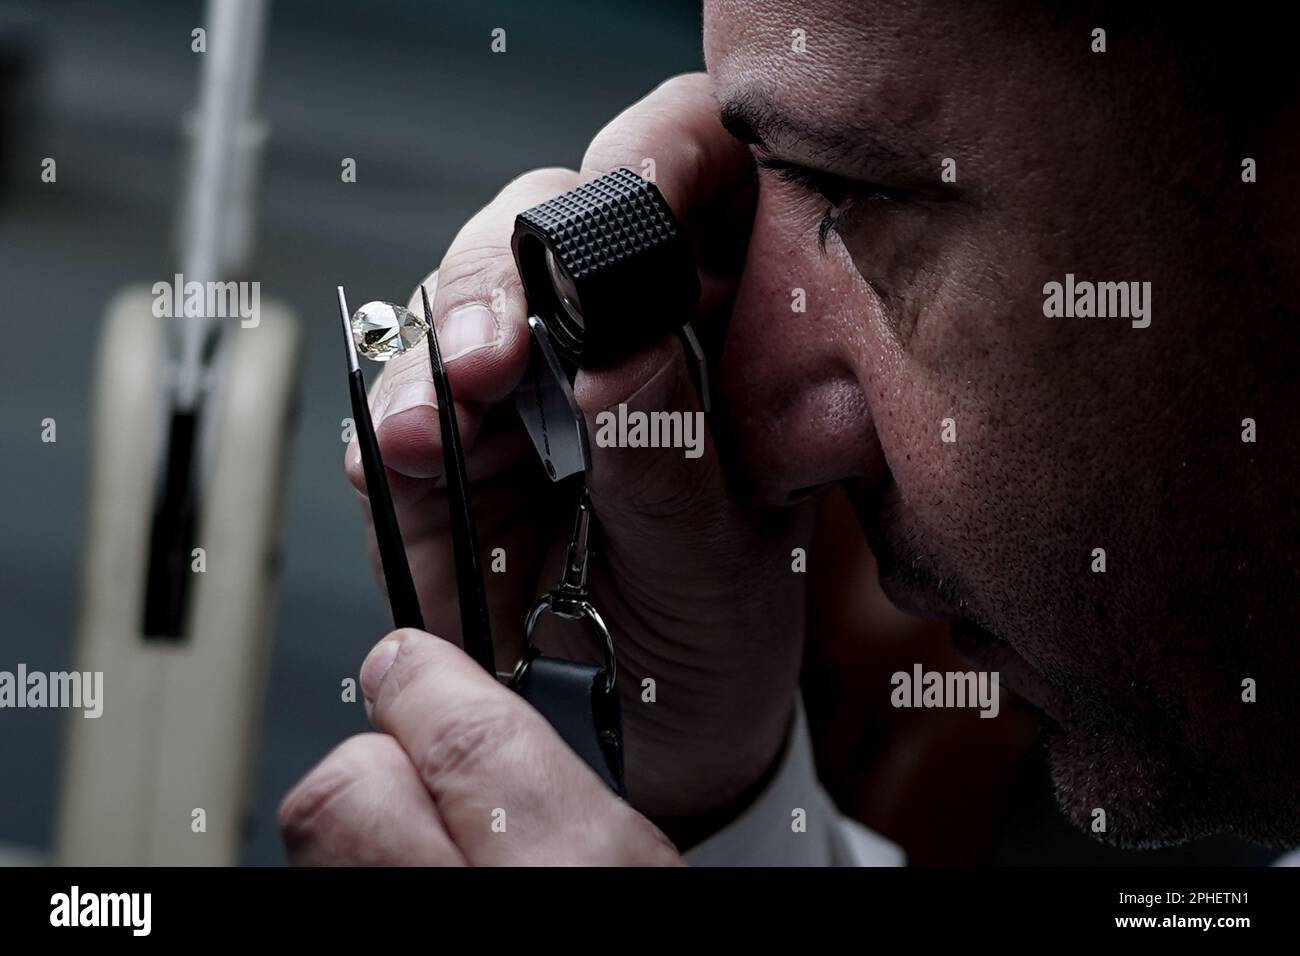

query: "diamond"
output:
350 301 429 362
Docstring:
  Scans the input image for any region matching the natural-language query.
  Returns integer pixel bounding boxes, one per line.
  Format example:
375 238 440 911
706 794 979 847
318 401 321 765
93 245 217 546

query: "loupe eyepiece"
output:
511 167 699 368
510 167 709 482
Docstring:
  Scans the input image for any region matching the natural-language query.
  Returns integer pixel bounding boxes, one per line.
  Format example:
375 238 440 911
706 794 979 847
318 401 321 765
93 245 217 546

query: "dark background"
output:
0 0 1271 866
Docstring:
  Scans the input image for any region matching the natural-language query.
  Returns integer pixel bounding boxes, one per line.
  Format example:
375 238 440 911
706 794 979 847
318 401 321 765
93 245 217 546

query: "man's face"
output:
705 0 1300 847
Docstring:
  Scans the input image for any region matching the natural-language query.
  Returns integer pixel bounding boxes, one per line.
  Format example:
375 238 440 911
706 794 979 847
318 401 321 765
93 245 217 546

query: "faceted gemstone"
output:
350 301 429 362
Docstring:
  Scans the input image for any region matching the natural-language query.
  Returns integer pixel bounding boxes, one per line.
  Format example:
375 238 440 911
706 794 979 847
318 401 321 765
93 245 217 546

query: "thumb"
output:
361 629 683 866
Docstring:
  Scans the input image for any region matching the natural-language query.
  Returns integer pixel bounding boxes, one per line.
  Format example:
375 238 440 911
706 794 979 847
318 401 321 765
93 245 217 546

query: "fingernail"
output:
374 380 437 425
361 637 403 704
440 305 500 362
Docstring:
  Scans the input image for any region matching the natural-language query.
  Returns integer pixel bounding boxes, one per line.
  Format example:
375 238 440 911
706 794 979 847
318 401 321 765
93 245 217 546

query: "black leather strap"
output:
515 655 626 797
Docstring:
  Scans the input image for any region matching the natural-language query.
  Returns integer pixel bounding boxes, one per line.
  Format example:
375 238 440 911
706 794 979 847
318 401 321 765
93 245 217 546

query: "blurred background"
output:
0 0 1271 865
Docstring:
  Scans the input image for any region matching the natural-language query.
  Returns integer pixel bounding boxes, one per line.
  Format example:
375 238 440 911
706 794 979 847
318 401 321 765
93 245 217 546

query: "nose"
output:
717 205 889 506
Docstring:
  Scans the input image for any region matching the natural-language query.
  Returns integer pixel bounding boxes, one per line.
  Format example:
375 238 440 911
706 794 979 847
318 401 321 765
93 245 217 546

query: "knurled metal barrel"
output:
511 167 700 368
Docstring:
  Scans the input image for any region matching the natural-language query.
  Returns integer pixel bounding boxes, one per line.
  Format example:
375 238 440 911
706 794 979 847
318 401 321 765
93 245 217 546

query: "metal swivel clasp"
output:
509 486 617 695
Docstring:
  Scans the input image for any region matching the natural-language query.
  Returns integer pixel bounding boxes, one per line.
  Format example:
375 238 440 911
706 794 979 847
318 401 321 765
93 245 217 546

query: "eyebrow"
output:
719 88 944 185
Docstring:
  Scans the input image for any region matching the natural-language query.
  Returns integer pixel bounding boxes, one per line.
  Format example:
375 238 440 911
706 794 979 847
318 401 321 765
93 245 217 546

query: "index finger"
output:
581 72 754 223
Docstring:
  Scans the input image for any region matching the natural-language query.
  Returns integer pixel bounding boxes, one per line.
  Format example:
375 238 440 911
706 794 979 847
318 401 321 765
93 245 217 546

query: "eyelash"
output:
757 156 897 252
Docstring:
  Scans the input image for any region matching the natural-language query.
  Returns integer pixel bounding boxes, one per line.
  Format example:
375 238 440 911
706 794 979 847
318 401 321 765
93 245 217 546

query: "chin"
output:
1042 704 1300 850
1041 719 1228 849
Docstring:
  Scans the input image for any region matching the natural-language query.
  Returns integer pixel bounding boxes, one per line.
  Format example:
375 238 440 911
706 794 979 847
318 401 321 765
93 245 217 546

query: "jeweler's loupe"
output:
510 167 709 481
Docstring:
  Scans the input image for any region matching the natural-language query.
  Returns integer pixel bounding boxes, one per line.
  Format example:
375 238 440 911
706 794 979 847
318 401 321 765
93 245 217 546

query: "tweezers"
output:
336 285 495 676
338 286 424 631
420 284 495 675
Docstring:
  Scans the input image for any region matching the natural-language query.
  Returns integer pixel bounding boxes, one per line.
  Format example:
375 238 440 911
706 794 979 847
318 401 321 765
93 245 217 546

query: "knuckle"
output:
652 71 709 99
413 699 524 790
437 167 577 304
672 135 708 189
499 165 579 199
438 237 514 294
278 744 366 850
584 122 646 171
586 73 709 173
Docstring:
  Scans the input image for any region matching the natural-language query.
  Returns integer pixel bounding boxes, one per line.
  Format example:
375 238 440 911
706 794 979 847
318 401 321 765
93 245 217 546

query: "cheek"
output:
718 192 888 503
851 211 1044 496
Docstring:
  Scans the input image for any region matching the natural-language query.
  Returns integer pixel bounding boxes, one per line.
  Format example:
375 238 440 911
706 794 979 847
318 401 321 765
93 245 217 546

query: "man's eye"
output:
756 156 899 252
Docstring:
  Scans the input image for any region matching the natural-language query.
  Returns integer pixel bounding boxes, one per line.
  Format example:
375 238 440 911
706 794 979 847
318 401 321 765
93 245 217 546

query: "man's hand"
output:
343 72 809 830
279 629 684 866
